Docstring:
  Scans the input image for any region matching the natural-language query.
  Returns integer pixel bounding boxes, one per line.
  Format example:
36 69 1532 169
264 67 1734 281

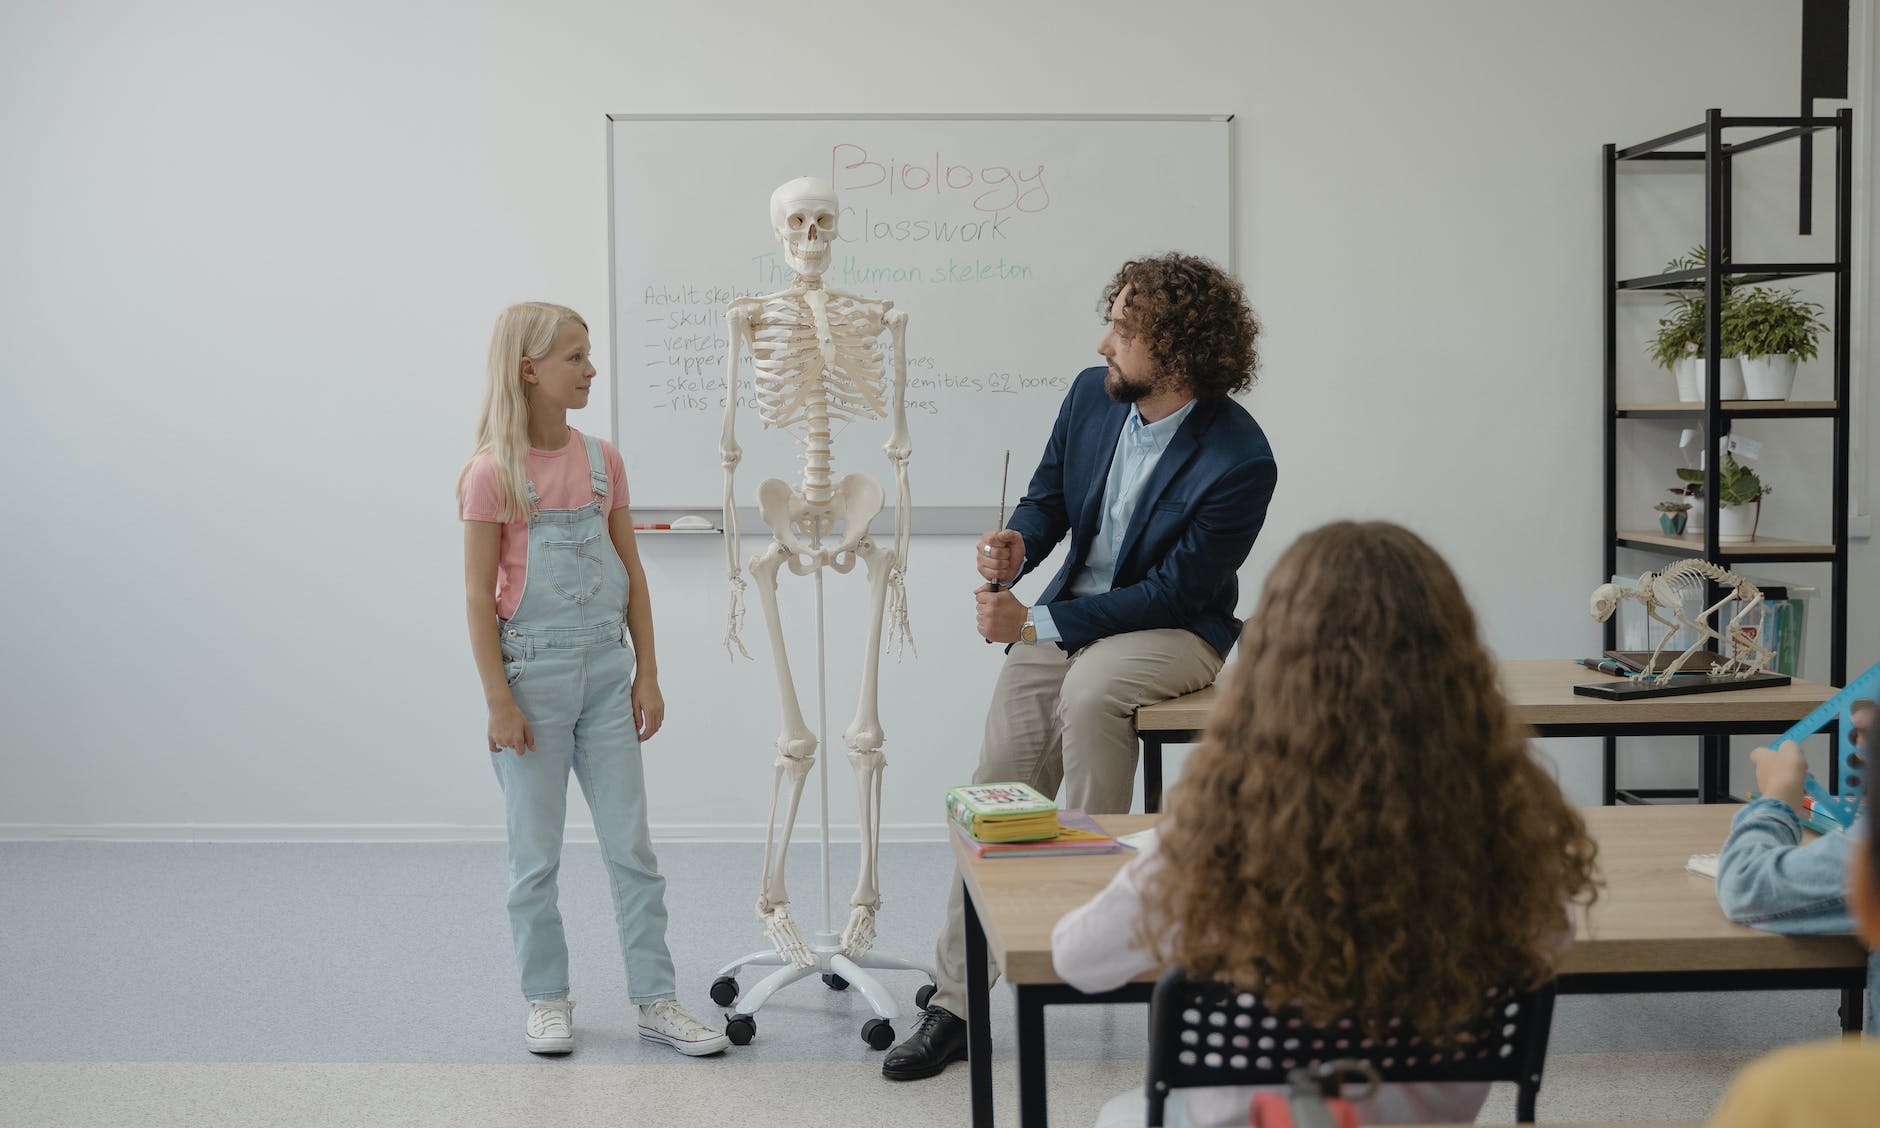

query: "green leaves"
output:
1647 245 1826 367
1675 453 1771 508
1723 287 1825 361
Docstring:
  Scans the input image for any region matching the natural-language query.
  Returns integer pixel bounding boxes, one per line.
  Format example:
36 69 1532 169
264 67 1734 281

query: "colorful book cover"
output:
946 782 1056 817
952 809 1121 859
946 782 1060 841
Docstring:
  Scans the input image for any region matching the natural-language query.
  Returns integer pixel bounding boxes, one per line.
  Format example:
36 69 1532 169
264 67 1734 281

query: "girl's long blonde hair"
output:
1138 521 1600 1038
458 302 587 523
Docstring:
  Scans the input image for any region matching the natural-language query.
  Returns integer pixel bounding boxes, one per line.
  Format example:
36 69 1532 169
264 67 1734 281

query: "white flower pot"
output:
1741 354 1798 400
1672 357 1745 401
1717 501 1759 543
1674 357 1700 401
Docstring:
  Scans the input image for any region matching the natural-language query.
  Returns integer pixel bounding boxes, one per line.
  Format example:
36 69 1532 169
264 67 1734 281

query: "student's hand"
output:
975 584 1027 643
1750 740 1808 811
633 675 665 743
975 530 1023 586
489 701 534 755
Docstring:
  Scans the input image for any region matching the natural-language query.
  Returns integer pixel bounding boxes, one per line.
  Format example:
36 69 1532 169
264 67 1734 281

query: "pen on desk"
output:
631 523 672 530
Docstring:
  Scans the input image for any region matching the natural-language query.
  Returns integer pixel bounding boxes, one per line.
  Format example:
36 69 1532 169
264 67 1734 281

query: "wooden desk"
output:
1134 659 1838 809
956 805 1868 1128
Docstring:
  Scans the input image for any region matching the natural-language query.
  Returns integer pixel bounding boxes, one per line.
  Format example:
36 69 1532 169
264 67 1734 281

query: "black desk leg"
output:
1017 986 1049 1127
965 884 994 1128
1142 736 1163 813
1601 737 1617 806
1699 735 1725 804
1841 986 1864 1034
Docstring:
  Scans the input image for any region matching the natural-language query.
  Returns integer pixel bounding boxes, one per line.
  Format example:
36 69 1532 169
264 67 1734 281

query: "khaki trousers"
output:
928 628 1223 1017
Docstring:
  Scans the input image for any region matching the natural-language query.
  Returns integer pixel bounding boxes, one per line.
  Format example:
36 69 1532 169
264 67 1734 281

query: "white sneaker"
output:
638 999 730 1057
525 997 574 1054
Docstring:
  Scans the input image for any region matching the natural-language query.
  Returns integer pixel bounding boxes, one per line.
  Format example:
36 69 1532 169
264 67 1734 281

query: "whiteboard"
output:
607 115 1233 528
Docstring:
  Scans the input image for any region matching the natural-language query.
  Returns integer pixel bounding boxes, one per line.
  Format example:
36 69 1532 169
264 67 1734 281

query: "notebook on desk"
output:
951 809 1121 859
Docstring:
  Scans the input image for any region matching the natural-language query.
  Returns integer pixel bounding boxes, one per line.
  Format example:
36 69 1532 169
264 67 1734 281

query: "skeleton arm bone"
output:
882 307 914 656
720 303 758 659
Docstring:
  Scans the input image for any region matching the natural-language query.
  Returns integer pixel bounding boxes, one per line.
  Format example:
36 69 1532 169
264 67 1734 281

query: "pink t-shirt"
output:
460 428 631 620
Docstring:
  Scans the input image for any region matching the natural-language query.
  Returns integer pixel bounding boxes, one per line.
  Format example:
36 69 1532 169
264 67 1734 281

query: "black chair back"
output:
1144 969 1557 1126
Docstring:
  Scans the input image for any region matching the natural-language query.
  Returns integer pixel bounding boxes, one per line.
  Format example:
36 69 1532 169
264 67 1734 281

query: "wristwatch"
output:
1018 615 1037 645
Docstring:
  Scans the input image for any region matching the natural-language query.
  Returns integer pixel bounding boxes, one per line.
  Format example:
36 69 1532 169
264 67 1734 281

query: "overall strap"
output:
524 478 542 524
582 433 610 506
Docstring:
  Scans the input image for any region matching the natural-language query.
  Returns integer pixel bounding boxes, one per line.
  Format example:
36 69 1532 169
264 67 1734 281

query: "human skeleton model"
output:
719 178 914 969
1589 560 1775 682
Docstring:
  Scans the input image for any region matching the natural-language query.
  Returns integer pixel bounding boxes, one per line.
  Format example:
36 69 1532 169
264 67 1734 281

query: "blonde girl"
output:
460 302 726 1057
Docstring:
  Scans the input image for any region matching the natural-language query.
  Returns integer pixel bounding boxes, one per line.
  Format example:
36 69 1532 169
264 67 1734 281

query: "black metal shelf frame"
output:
1601 108 1854 805
1616 405 1839 420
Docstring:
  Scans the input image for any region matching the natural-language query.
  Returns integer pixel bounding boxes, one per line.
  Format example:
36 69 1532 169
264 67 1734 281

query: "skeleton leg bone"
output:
749 539 817 969
840 537 895 957
1722 593 1773 677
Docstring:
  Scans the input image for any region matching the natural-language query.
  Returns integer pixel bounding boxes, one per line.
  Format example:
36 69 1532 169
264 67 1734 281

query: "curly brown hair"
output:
1100 253 1260 399
1137 521 1600 1038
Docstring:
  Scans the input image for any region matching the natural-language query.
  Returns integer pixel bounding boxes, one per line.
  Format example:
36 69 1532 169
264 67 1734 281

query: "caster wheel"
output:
915 983 936 1011
724 1013 756 1046
822 972 849 991
861 1017 895 1051
709 975 740 1007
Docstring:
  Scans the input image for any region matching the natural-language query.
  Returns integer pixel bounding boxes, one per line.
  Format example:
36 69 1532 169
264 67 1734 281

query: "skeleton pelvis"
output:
756 473 884 563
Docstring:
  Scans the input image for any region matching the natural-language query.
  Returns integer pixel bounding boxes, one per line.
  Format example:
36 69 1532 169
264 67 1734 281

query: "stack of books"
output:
945 782 1120 858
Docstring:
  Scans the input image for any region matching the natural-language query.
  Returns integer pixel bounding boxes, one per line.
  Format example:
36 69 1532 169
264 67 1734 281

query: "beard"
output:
1104 363 1155 404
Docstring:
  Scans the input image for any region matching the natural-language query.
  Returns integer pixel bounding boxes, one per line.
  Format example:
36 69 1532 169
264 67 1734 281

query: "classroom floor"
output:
2 841 1849 1126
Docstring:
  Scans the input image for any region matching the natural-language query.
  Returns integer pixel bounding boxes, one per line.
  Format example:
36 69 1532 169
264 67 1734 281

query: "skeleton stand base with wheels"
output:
709 177 934 1050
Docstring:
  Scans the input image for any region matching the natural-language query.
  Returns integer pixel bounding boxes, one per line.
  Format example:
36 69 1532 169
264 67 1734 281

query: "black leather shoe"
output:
880 1006 968 1080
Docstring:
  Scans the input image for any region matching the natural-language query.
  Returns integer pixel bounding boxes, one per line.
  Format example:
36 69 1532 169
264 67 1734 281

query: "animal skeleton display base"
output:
1589 559 1775 681
713 178 931 1042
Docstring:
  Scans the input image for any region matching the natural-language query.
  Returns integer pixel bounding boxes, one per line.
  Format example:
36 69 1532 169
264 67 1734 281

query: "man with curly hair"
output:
883 252 1278 1080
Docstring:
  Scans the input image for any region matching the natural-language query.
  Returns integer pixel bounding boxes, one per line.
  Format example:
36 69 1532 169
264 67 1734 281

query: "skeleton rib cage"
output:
747 294 891 434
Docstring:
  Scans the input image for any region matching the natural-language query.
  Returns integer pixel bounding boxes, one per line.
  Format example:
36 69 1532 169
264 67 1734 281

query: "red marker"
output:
631 523 672 530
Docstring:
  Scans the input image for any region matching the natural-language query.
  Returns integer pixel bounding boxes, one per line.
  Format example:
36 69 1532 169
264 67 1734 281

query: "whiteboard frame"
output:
604 112 1236 535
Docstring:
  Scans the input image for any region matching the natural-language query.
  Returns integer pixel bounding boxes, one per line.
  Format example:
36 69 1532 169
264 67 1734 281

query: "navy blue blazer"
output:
1006 366 1278 659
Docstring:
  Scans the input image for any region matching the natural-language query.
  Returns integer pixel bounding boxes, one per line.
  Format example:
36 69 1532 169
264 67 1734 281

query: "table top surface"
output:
953 804 1870 985
1135 659 1839 733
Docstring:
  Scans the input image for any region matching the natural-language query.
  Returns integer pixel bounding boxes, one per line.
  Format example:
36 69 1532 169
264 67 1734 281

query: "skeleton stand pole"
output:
816 564 831 933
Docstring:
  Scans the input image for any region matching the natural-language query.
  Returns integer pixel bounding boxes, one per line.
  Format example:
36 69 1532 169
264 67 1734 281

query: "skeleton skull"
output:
769 177 839 279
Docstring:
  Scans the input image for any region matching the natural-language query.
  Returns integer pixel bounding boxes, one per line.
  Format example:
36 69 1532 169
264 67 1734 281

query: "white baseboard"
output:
0 822 953 845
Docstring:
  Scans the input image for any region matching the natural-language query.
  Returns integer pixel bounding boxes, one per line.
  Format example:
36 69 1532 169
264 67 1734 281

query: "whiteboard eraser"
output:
671 515 714 530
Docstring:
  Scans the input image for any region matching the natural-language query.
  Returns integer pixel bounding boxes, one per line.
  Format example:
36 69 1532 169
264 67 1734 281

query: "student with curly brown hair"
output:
884 253 1280 1080
1053 522 1601 1127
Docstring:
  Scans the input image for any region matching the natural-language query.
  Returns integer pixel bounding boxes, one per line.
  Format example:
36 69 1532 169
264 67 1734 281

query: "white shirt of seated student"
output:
1052 832 1503 1128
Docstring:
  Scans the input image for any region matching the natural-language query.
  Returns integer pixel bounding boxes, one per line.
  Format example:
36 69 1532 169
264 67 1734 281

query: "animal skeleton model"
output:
720 177 913 966
1589 560 1774 682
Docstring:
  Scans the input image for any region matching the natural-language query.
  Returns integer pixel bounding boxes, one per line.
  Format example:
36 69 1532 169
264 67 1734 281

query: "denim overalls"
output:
491 434 675 1004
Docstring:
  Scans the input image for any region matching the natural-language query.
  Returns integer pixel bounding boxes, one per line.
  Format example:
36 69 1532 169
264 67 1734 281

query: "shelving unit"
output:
1601 107 1853 805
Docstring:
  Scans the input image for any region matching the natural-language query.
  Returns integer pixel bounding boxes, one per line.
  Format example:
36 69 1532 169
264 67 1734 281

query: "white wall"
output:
1 0 1873 840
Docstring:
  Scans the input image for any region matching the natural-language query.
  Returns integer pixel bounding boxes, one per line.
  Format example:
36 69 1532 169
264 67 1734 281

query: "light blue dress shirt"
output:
1030 398 1198 643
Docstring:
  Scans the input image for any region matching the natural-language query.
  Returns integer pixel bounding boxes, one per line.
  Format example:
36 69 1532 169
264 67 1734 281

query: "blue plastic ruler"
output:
1772 659 1880 826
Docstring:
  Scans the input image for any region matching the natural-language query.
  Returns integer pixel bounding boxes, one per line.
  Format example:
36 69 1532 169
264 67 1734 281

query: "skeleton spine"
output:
803 403 833 504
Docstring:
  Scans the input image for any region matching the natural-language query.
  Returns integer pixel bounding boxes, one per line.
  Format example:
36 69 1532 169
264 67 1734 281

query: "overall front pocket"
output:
544 533 608 605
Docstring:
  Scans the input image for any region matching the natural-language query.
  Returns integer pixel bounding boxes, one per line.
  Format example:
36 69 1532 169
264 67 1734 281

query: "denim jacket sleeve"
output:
1714 797 1855 933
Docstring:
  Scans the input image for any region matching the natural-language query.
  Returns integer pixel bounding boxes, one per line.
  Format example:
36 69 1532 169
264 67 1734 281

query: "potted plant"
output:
1649 247 1744 401
1654 499 1691 535
1675 452 1771 543
1725 286 1826 400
